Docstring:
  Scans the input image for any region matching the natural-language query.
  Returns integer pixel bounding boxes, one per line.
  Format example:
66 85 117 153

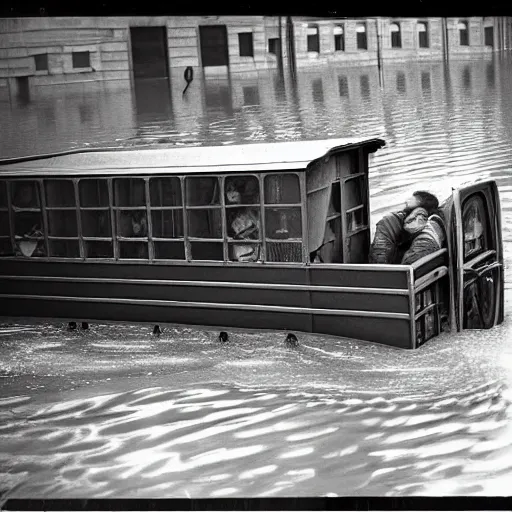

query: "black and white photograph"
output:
0 2 511 505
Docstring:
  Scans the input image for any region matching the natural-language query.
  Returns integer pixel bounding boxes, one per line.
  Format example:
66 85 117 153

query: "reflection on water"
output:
2 55 512 498
133 78 173 123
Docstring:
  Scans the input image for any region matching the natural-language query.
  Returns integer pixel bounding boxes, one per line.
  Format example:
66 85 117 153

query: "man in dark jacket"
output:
369 191 439 264
401 212 446 265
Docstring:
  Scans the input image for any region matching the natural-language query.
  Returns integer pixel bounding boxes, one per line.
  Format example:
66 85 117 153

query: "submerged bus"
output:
0 137 504 349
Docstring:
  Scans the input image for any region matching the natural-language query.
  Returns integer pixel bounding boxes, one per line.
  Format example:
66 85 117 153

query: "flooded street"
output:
2 55 512 497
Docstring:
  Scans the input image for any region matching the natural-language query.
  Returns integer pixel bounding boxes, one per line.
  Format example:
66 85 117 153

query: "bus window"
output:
264 173 300 204
79 178 109 207
150 177 185 260
113 178 148 260
11 181 46 257
186 177 223 261
186 176 220 206
150 177 182 206
264 174 303 263
114 178 146 207
45 179 80 258
0 179 7 208
79 179 113 259
225 176 261 262
11 180 40 209
0 181 12 257
45 179 75 207
463 195 487 261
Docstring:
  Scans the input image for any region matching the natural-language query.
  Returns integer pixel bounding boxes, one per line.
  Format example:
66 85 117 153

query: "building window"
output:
238 32 254 57
485 26 494 47
356 23 367 50
307 25 320 53
334 25 345 51
390 22 402 48
268 38 279 55
72 51 90 69
34 53 48 71
418 22 429 48
458 21 469 46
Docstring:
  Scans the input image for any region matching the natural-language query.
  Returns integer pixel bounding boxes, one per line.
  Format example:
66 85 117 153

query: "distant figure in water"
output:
153 325 162 336
285 333 298 347
218 331 229 343
369 191 439 264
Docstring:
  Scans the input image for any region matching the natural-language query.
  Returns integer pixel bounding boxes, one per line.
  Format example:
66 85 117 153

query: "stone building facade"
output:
0 15 510 100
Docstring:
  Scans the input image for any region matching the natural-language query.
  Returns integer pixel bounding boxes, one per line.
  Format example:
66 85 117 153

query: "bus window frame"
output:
263 171 304 264
1 171 308 266
44 178 81 259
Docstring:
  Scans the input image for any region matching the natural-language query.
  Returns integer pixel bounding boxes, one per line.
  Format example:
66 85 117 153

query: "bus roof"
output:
0 137 385 177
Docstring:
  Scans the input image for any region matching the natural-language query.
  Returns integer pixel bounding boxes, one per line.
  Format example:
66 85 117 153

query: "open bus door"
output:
447 180 504 333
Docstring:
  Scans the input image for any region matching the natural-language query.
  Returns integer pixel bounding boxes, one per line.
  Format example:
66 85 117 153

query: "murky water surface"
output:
2 56 512 497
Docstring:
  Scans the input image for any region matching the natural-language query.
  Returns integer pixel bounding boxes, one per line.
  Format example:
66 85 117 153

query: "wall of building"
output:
0 15 510 99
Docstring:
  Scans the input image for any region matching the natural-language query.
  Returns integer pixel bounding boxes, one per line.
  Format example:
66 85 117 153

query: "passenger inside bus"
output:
369 191 439 264
12 182 46 257
225 178 261 262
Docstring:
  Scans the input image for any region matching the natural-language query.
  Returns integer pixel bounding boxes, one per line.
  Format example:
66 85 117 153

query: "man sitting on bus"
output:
401 212 446 265
369 191 439 264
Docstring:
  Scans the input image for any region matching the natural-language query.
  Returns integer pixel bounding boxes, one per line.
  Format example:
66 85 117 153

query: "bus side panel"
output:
0 279 410 315
0 260 415 349
413 251 449 281
0 279 311 309
309 267 409 289
0 297 313 333
0 260 310 285
311 291 410 314
309 266 414 348
313 316 413 349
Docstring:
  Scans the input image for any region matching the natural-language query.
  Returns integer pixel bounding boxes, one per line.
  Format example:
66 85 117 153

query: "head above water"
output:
405 191 439 214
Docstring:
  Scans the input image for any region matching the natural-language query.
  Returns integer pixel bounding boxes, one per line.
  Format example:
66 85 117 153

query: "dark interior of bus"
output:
0 146 489 280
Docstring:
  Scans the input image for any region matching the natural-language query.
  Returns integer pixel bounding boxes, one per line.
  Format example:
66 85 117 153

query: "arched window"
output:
390 22 402 48
417 21 429 48
458 20 469 46
334 25 345 51
307 25 320 53
356 23 367 50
